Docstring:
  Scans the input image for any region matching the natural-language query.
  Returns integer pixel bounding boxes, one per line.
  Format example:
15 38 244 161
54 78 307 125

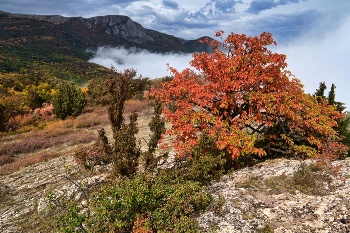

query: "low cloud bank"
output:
89 19 349 110
88 47 194 79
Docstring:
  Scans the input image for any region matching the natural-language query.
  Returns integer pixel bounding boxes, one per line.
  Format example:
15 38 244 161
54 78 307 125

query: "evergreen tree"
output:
314 81 327 103
328 83 336 106
106 68 141 177
143 100 166 170
52 82 86 120
315 82 350 157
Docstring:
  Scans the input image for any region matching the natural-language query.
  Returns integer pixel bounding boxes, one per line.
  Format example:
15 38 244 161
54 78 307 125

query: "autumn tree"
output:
0 93 24 132
21 83 53 110
152 31 347 163
86 78 109 106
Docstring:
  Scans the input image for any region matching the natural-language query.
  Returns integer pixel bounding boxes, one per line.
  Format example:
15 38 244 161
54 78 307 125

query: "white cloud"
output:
272 14 350 108
88 47 194 79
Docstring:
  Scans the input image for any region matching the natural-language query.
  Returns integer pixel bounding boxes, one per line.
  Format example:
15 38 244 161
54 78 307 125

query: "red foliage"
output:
33 103 56 121
313 137 349 180
74 142 113 169
5 114 35 131
317 136 349 161
152 31 346 160
5 103 56 131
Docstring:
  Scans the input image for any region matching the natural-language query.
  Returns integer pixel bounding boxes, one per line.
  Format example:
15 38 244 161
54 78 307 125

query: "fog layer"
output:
89 20 349 109
88 47 194 79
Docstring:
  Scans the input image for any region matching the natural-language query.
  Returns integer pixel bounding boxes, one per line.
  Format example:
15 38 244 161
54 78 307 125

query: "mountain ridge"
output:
0 10 214 54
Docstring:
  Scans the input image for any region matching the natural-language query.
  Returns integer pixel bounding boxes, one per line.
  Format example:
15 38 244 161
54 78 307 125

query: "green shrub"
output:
211 194 226 217
52 82 86 120
105 68 142 177
47 190 88 233
170 132 227 186
54 171 212 232
54 201 87 233
112 112 141 177
143 100 166 171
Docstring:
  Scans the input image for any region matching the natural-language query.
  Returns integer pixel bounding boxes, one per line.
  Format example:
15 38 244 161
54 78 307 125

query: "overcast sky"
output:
1 0 349 108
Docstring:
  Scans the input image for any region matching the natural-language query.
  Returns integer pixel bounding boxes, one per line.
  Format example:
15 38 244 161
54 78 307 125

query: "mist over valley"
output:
88 46 194 79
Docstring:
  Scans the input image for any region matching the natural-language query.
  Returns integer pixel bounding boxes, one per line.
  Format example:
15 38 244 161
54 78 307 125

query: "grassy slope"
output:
0 16 110 87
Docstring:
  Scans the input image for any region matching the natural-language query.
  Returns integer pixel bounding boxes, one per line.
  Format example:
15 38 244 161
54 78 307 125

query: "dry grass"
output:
0 151 60 175
0 137 51 158
0 154 15 166
0 102 163 176
0 130 95 166
0 106 112 172
74 113 102 129
236 162 341 196
124 99 154 117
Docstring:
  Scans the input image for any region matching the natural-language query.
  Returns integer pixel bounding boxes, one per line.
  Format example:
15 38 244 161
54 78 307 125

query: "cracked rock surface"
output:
1 153 350 232
0 155 109 233
195 158 350 233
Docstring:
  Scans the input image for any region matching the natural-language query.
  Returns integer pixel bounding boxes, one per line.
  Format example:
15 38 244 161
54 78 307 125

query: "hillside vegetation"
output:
0 15 111 85
1 29 350 232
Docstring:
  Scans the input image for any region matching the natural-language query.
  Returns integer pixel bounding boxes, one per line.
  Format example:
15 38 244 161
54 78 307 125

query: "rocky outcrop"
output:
80 15 155 43
196 158 350 232
2 150 349 232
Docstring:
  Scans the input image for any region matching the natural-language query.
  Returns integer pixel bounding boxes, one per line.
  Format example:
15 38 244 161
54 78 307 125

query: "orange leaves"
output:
151 31 346 160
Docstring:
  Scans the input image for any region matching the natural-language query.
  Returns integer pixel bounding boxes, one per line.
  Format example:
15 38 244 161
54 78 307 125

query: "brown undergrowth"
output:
0 106 108 175
0 101 155 176
0 151 61 175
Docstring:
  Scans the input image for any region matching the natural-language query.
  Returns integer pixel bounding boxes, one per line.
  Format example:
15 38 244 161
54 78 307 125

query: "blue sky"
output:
1 0 350 108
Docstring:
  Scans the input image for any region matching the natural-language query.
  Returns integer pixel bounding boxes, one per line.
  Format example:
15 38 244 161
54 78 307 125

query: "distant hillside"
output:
0 10 214 54
0 10 214 86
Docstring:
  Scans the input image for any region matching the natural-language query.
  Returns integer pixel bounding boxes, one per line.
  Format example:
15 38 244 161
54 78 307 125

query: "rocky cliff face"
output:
76 15 213 53
80 15 155 43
